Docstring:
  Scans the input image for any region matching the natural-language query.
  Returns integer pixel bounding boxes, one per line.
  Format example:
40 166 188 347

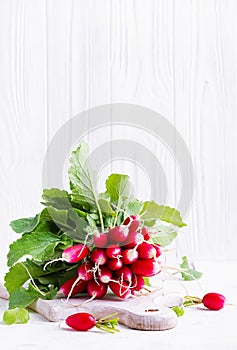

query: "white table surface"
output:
1 261 237 350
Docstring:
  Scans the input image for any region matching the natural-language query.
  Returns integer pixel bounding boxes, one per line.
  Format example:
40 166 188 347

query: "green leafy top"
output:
5 141 188 311
139 201 186 227
68 141 104 231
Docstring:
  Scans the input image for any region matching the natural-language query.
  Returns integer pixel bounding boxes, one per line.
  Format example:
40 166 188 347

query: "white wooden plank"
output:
0 0 237 282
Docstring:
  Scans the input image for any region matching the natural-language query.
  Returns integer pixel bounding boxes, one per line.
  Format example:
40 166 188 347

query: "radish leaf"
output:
9 288 38 309
105 174 130 204
68 142 104 231
10 214 40 234
98 193 115 215
140 201 186 227
126 198 143 216
149 225 178 247
172 306 184 317
7 232 72 267
180 256 203 281
3 308 30 325
42 188 72 209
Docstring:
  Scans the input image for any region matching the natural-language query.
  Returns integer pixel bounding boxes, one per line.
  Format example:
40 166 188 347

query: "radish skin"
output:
109 280 131 299
78 261 94 281
98 266 113 284
137 242 156 259
108 226 129 244
107 258 123 271
87 280 108 299
123 215 140 233
90 248 107 266
123 231 144 249
152 243 162 258
59 277 87 297
62 244 90 263
141 227 151 241
202 293 226 310
66 312 96 331
131 259 161 277
93 233 108 248
131 274 145 291
115 266 133 282
122 249 139 264
106 245 122 258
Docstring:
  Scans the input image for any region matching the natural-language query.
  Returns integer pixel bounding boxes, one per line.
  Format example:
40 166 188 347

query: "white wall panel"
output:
1 0 237 280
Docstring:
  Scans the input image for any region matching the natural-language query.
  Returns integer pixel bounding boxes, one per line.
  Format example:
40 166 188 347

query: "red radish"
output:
152 243 162 258
137 242 156 259
65 312 119 333
108 225 129 244
62 244 90 263
131 259 161 277
202 293 226 310
87 280 108 299
128 219 140 233
65 262 94 300
123 231 144 249
115 266 133 282
131 274 145 291
107 258 123 271
106 245 122 258
141 227 151 241
122 248 139 264
123 215 136 226
123 215 140 233
78 261 94 281
66 312 96 331
98 266 113 284
59 277 87 297
109 280 131 299
90 248 107 266
93 232 108 248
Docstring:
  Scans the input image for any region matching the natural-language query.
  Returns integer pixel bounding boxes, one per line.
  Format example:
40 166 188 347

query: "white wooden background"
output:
1 0 237 279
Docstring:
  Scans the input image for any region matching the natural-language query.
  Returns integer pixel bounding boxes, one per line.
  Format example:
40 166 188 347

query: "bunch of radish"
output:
58 215 162 300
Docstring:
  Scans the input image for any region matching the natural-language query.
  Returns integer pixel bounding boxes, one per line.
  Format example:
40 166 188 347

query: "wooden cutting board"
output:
0 284 182 331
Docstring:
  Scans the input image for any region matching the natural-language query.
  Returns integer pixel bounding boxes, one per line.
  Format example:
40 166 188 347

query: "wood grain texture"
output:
1 0 237 281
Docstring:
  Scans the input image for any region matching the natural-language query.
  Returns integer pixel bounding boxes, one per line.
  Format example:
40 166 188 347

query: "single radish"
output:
62 244 90 263
202 293 226 310
65 262 94 300
93 232 108 248
109 280 131 299
87 280 108 299
131 274 145 291
78 261 94 281
141 227 151 241
65 312 119 333
137 242 156 259
152 243 162 258
123 215 140 233
115 266 133 282
107 258 123 271
131 258 161 277
66 312 96 331
59 277 87 297
106 244 122 258
123 215 136 226
122 248 139 264
90 248 107 266
123 231 144 249
98 266 113 284
108 225 129 244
